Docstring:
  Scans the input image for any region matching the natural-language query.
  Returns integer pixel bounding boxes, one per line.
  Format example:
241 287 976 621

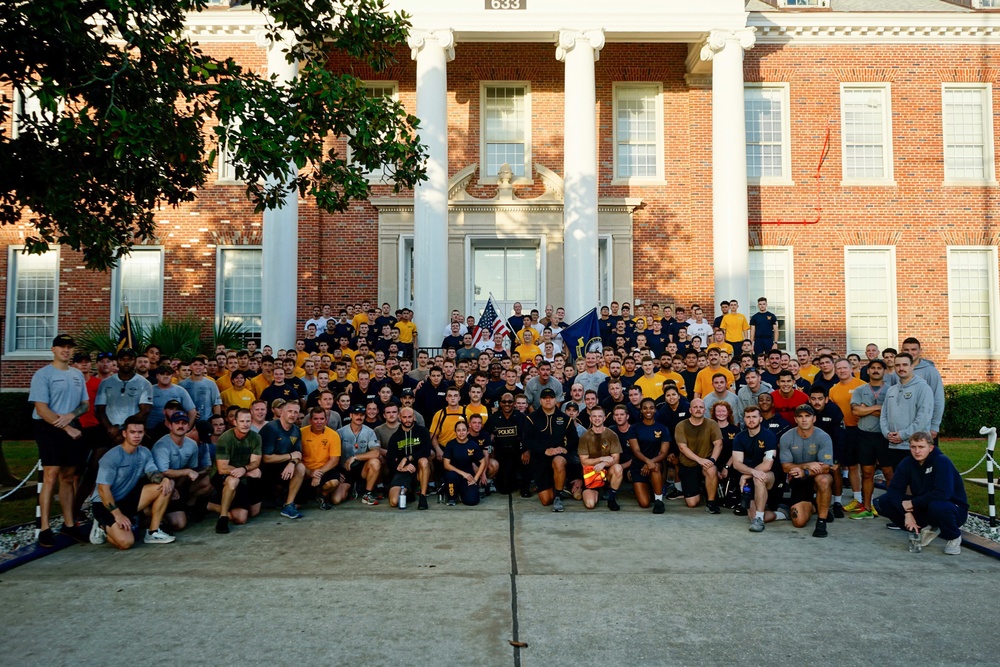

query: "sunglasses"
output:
97 352 114 360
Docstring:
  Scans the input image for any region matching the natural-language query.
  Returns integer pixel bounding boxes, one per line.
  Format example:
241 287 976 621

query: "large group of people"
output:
27 297 968 556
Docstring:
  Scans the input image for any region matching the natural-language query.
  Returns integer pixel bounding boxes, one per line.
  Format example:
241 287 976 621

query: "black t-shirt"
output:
760 370 782 388
259 383 300 419
646 333 669 358
749 311 778 340
761 413 792 439
718 423 739 467
679 370 699 399
374 315 398 332
655 400 690 440
485 411 526 452
732 428 778 469
611 425 634 465
442 334 464 350
631 420 670 459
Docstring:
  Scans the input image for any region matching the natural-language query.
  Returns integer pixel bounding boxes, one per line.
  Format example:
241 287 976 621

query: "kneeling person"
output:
300 407 342 510
386 407 433 509
443 421 487 506
779 405 834 538
260 400 307 519
731 406 782 532
674 399 724 512
211 408 263 533
90 416 176 549
151 411 212 532
578 406 624 511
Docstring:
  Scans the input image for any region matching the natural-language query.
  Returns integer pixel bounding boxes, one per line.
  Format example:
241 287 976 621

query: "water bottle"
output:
741 483 752 511
908 532 922 553
399 487 407 510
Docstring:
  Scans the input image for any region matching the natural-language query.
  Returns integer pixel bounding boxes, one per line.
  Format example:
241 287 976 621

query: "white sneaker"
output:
944 537 962 555
143 528 176 544
919 526 941 548
89 522 106 545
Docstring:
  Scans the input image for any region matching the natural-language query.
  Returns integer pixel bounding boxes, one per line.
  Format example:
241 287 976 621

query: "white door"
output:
472 244 539 319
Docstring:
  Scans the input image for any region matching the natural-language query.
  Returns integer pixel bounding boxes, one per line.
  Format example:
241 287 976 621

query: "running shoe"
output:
705 500 721 514
144 528 176 544
281 503 305 518
842 499 863 513
733 506 748 517
652 499 665 515
552 496 565 512
216 516 230 534
812 519 828 538
749 517 765 533
919 526 941 548
832 502 845 519
37 529 55 548
447 499 457 506
360 493 378 506
61 523 89 544
89 522 107 545
944 537 962 555
886 521 901 530
849 507 874 520
317 497 333 511
418 494 429 510
608 497 620 511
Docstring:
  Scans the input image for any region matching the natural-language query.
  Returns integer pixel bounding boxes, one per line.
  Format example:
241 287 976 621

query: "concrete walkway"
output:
1 494 997 666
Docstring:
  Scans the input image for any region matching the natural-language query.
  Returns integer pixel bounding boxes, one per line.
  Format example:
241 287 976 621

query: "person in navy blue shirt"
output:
443 421 486 506
628 399 670 514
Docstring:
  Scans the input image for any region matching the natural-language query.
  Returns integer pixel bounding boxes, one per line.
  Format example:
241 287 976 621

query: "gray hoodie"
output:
736 381 773 419
911 358 945 433
880 374 934 449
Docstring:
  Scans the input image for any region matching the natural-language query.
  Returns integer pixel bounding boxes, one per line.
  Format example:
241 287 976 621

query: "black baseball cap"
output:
795 404 816 416
350 404 366 414
540 388 557 399
401 388 414 397
52 334 76 348
72 352 90 363
164 399 183 410
117 347 136 359
169 412 191 424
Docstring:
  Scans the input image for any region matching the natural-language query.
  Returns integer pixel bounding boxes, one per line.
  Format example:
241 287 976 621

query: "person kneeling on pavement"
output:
779 405 834 538
151 411 213 532
443 421 487 506
577 406 624 511
90 415 176 549
873 431 968 555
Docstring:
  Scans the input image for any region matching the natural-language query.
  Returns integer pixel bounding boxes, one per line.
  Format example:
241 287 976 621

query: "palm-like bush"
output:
73 313 250 358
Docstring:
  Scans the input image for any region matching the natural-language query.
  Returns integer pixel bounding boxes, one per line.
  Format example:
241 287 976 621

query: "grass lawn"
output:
1 438 997 530
0 440 42 529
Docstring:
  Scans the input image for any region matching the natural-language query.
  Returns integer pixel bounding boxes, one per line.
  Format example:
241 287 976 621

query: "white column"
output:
701 28 755 310
260 34 300 350
408 29 454 349
557 29 604 321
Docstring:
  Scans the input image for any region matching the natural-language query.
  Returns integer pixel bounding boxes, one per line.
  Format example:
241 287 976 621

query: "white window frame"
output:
749 246 796 350
216 117 243 184
5 246 59 358
976 1 1000 9
941 83 997 186
215 246 263 338
598 235 613 306
464 236 546 318
348 81 400 184
111 247 164 329
744 83 793 186
840 83 895 186
611 82 664 185
844 246 898 354
479 82 532 185
11 86 60 140
947 246 1000 357
399 234 414 310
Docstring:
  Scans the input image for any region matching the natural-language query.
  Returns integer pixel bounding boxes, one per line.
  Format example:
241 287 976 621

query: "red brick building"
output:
3 0 1000 387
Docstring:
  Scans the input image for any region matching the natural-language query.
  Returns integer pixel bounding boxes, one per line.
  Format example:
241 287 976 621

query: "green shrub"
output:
74 313 250 360
0 392 33 440
942 383 1000 438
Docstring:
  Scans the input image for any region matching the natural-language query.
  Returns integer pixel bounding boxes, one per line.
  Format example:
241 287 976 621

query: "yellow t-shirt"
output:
465 404 490 423
351 314 370 334
216 374 234 393
800 364 820 383
707 341 734 356
694 367 735 398
250 374 272 398
430 407 467 445
720 313 749 343
829 378 866 428
395 320 417 344
301 427 342 471
220 387 256 410
656 371 687 397
515 344 542 362
634 375 666 400
296 350 310 368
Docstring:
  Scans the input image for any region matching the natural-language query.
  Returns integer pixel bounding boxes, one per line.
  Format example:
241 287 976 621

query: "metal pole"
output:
979 426 997 530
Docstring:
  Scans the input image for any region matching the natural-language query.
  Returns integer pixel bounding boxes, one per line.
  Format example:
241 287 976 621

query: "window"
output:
977 1 1000 8
6 247 58 353
844 247 897 353
216 118 243 183
942 84 996 183
471 243 539 317
399 235 414 310
613 84 663 182
749 247 795 349
948 247 999 354
841 85 894 184
598 236 613 306
11 86 57 140
217 248 262 338
350 82 399 183
745 84 792 183
481 83 531 181
112 248 163 329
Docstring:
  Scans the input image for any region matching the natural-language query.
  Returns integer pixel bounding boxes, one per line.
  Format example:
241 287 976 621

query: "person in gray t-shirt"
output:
151 412 213 531
779 405 834 536
95 349 152 444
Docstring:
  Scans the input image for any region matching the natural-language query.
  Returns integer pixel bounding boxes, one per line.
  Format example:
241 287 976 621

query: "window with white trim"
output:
481 83 531 180
942 84 995 183
844 247 897 353
841 85 893 183
598 236 612 306
216 118 243 183
218 248 262 338
349 82 399 183
977 1 1000 9
112 248 163 329
948 247 999 354
613 84 663 181
749 247 794 349
6 247 59 353
745 84 791 183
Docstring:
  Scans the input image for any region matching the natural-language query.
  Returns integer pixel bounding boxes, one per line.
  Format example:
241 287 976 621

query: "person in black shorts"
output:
385 407 433 509
780 405 835 538
627 398 670 514
29 334 91 547
731 405 782 532
211 408 264 534
484 392 530 497
442 421 486 506
524 388 579 512
674 399 724 512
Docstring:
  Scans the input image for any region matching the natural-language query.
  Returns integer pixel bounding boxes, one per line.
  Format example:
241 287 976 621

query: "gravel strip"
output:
0 507 93 554
962 514 1000 544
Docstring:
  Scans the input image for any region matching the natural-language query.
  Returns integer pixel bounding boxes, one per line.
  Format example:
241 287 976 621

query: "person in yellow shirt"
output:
720 300 750 347
250 357 275 398
828 358 867 514
351 303 373 336
300 406 343 510
655 354 685 395
216 356 240 393
430 387 468 460
293 339 311 369
693 348 735 398
796 347 820 383
464 385 490 423
634 358 666 400
221 370 256 409
515 329 542 363
394 308 417 346
706 329 734 357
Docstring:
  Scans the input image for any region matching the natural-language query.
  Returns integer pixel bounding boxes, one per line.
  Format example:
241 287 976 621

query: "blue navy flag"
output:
471 295 512 347
559 308 603 362
116 305 137 353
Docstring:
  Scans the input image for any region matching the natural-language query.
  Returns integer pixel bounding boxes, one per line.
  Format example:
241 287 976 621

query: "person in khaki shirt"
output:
674 398 724 512
577 406 624 511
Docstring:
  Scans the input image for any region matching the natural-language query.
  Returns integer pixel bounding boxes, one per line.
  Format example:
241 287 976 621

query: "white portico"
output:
384 0 755 331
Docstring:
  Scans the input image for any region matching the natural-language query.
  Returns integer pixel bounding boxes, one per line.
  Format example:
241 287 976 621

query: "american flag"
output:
471 295 511 347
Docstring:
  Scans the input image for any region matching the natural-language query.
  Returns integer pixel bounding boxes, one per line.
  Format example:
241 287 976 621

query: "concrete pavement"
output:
0 493 997 666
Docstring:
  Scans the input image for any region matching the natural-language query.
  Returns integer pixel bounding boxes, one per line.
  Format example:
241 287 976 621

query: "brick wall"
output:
3 40 999 386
